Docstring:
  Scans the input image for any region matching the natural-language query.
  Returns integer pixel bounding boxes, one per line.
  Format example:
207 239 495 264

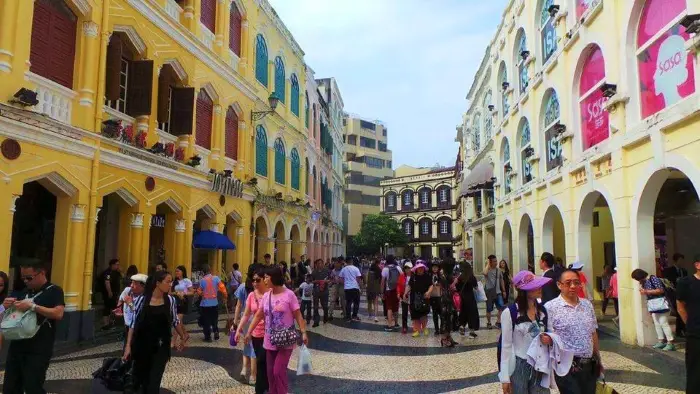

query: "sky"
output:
268 0 509 169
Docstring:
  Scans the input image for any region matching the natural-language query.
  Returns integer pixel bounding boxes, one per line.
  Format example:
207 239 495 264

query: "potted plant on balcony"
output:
164 143 175 158
122 125 135 145
174 147 185 162
101 119 122 139
186 155 202 168
135 131 148 149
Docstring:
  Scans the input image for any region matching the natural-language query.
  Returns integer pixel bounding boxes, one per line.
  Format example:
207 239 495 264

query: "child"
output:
297 274 314 324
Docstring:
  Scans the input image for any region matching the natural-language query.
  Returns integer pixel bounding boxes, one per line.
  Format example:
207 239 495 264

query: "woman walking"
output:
246 266 309 394
123 270 189 393
235 270 268 392
397 261 412 334
407 261 432 337
171 265 194 347
232 275 257 385
500 260 513 303
499 271 552 394
455 262 480 338
426 262 445 335
631 268 676 351
366 259 382 322
601 265 618 317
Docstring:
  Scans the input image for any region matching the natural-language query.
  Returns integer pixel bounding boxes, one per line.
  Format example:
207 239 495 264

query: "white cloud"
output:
269 0 508 168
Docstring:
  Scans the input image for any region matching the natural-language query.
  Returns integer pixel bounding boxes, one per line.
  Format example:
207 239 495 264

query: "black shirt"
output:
100 268 122 299
677 275 700 338
8 282 65 355
542 267 562 305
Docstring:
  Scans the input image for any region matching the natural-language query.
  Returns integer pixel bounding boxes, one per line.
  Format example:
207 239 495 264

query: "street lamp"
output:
251 94 280 122
384 242 389 256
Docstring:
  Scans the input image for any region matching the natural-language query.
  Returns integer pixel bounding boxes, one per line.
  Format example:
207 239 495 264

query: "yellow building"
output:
343 114 394 249
380 165 460 259
0 0 339 341
456 0 700 347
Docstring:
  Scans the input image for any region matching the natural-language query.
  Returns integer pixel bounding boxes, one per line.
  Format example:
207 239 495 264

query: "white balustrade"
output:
103 105 135 132
165 0 183 22
27 72 77 124
200 23 215 50
194 146 210 170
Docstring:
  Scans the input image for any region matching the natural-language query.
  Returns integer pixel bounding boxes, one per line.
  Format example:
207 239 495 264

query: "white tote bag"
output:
474 282 487 303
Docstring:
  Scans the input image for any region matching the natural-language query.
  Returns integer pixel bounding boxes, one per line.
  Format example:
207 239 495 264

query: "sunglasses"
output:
22 275 37 282
559 280 582 287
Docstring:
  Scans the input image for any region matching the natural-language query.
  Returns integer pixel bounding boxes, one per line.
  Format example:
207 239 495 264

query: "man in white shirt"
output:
118 274 147 346
339 257 363 322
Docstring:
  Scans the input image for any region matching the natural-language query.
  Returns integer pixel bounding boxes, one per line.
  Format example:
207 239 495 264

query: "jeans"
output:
401 301 409 329
313 292 329 324
651 311 674 341
430 297 443 333
200 305 219 340
344 288 360 319
3 347 52 394
554 358 597 394
687 336 700 393
300 300 312 322
331 284 345 317
266 348 293 394
251 337 269 394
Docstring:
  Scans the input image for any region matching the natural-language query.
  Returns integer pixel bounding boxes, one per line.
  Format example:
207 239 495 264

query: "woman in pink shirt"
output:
235 270 268 393
246 266 309 394
609 267 619 325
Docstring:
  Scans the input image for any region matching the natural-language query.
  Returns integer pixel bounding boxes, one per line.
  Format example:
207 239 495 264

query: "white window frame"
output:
387 194 395 207
421 221 430 235
403 192 411 206
439 220 449 234
404 221 412 235
439 188 448 203
106 57 129 113
421 190 429 205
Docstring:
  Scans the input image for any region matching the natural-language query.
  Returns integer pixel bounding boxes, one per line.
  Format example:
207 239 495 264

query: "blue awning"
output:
192 231 236 250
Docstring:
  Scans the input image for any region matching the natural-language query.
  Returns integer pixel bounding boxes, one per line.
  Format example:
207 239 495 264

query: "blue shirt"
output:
234 285 248 311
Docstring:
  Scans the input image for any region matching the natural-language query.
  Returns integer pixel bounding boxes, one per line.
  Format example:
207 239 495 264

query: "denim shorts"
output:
486 294 504 313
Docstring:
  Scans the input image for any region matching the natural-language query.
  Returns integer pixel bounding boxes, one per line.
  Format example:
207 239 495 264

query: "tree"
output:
352 214 408 255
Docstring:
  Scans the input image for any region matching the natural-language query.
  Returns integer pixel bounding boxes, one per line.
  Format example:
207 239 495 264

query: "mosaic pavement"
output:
0 297 687 393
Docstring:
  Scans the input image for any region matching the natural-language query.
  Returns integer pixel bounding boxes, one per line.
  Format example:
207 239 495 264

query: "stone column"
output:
236 120 247 179
0 0 19 74
184 0 199 31
141 212 153 270
66 204 87 312
0 195 19 274
76 21 100 129
277 239 292 264
209 223 223 275
239 20 249 75
215 0 229 56
130 213 145 273
285 157 292 194
210 104 223 170
267 146 275 182
174 218 187 268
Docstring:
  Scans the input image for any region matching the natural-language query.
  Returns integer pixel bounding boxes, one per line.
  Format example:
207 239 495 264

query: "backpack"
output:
496 303 548 371
0 285 53 341
387 265 400 290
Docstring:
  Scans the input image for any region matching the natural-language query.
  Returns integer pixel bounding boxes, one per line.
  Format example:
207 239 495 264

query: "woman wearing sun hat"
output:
407 261 432 337
499 271 552 394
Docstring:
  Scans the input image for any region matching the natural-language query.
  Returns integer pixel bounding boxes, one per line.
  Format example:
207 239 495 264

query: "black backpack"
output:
496 303 548 371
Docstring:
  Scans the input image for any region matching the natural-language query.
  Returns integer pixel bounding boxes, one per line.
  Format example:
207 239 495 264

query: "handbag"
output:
647 297 670 313
267 292 301 348
453 282 465 311
413 292 430 314
474 282 487 303
0 286 53 340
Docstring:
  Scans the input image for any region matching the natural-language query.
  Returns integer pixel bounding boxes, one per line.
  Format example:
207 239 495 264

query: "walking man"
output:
311 258 331 327
540 252 561 304
676 254 700 393
99 258 122 330
2 261 65 393
118 273 147 347
380 255 402 331
197 264 228 342
339 257 363 322
665 253 688 337
483 254 506 329
329 259 345 319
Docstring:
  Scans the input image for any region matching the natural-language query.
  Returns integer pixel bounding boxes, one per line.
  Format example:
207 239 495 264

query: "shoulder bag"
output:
267 292 301 347
1 285 53 340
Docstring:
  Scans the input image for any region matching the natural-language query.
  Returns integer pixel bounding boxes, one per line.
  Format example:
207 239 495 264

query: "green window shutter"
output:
255 35 268 86
274 138 285 184
291 148 300 190
255 125 268 176
274 57 285 104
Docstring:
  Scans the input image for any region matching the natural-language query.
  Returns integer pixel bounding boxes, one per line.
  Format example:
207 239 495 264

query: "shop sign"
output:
211 174 244 198
151 215 165 228
545 126 563 171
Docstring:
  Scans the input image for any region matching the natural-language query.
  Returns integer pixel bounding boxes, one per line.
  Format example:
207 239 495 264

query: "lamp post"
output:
384 242 389 257
251 94 280 122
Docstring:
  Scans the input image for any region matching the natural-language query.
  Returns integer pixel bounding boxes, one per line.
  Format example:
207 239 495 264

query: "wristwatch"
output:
30 302 37 312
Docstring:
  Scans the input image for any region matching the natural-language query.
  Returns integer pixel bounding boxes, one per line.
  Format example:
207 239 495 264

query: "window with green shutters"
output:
304 93 309 129
291 148 300 190
255 35 268 87
290 74 300 116
274 138 286 184
274 56 285 104
255 125 268 176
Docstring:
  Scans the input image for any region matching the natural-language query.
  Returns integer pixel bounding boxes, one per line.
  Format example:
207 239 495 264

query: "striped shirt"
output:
129 294 180 329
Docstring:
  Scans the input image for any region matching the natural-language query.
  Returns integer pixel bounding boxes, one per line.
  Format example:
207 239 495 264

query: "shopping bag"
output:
596 380 619 394
296 344 312 376
474 282 487 303
229 329 237 347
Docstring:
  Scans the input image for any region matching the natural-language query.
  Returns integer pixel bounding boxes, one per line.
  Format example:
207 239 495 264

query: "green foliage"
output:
353 214 408 254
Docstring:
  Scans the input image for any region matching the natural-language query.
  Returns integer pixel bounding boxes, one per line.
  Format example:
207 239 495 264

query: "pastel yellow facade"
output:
0 0 341 341
457 0 700 347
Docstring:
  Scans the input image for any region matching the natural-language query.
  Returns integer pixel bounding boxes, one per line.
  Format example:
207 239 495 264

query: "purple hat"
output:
411 262 427 272
512 271 551 291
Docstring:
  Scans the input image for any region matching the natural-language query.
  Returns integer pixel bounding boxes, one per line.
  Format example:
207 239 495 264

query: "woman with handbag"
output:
245 266 309 394
235 269 268 393
455 262 480 339
407 262 432 337
631 269 676 351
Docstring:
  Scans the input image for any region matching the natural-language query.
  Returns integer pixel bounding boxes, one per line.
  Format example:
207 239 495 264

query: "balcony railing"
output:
200 23 215 50
103 105 135 130
27 72 77 124
229 50 240 70
165 0 183 22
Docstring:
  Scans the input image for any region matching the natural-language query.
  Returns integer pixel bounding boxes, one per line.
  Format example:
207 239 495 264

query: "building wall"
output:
343 114 393 235
456 0 700 347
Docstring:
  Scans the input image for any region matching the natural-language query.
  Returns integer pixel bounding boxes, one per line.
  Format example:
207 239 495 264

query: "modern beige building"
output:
343 114 394 247
380 165 460 259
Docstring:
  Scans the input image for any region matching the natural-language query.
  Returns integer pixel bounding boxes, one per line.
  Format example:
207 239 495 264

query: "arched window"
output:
540 0 557 65
290 148 300 190
403 219 414 237
274 56 285 103
516 32 530 95
483 91 493 140
636 0 694 119
579 46 609 150
30 0 78 89
402 190 413 209
255 35 268 86
229 2 242 56
518 119 532 185
499 62 509 118
225 107 239 160
312 166 317 198
290 74 300 116
305 157 310 195
438 217 451 235
255 125 268 176
419 218 431 236
472 114 481 152
312 105 317 138
437 186 451 208
502 139 512 194
195 89 213 149
385 192 397 211
274 138 286 184
542 90 562 171
305 93 310 129
419 187 431 209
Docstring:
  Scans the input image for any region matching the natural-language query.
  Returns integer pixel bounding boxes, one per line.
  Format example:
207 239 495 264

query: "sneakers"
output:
459 327 465 336
423 327 429 336
374 316 379 323
412 330 420 338
652 342 666 349
486 323 494 330
384 326 395 332
663 343 676 351
468 332 478 339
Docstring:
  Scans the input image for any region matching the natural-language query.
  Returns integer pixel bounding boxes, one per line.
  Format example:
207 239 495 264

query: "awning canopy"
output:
192 231 236 250
460 160 494 196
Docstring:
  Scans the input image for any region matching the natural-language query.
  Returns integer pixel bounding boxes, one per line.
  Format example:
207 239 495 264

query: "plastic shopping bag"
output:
296 345 312 376
474 282 487 303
